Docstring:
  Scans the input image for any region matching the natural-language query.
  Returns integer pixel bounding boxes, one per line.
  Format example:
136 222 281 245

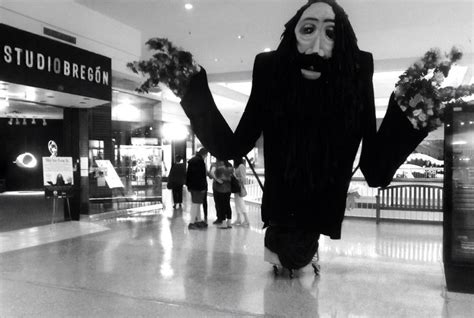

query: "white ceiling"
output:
76 0 474 74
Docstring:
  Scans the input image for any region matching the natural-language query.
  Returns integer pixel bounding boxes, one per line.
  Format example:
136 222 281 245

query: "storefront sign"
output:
0 24 111 101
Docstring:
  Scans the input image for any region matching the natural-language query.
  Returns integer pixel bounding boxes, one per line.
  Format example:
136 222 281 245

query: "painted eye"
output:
325 27 335 40
300 24 315 35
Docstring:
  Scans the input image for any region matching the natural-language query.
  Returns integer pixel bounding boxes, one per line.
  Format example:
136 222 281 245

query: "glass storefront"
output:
88 90 165 213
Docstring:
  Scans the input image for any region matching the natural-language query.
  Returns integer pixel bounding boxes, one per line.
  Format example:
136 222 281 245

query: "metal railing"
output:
224 174 444 224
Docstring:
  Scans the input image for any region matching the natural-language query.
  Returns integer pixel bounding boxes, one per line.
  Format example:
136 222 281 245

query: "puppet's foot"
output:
311 263 320 275
288 269 294 279
273 265 279 276
311 252 320 275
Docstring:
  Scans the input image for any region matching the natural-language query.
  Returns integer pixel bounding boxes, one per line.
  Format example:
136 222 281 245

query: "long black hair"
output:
271 0 364 194
233 157 244 168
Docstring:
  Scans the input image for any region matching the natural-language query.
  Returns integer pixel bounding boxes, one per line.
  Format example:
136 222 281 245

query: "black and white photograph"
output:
0 0 473 316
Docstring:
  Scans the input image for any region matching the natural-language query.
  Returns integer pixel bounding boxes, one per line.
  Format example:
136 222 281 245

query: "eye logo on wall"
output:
14 152 38 169
48 140 58 157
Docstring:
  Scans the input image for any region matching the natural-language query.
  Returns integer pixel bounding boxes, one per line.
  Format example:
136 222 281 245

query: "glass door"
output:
448 107 474 263
444 102 474 293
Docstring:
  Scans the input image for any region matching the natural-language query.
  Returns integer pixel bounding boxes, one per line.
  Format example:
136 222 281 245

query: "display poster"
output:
80 157 88 169
80 157 89 177
95 160 124 188
42 157 74 186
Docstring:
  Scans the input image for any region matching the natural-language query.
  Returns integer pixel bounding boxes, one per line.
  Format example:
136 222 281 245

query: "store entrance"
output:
0 100 65 232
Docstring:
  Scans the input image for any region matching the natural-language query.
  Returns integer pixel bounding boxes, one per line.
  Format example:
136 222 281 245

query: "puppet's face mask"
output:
295 2 335 80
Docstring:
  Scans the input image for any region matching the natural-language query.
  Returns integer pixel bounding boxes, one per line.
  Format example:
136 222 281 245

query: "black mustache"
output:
296 53 329 73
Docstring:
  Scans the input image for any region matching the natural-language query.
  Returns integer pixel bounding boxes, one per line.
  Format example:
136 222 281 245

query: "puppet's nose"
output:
311 34 325 57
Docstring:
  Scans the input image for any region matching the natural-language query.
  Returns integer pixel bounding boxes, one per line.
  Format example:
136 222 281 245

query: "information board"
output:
95 160 124 188
42 157 74 186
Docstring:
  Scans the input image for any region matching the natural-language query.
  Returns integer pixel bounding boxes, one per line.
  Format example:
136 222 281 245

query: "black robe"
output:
180 51 426 240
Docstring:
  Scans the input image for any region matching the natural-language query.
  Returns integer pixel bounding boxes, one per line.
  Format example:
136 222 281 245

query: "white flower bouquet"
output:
394 47 474 132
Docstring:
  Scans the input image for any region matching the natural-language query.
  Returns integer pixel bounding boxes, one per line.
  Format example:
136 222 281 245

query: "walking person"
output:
209 159 234 229
167 155 186 209
185 148 209 230
232 157 250 227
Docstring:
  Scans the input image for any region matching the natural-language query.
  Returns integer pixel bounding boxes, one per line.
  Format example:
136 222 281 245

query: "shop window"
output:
115 144 165 186
89 140 105 184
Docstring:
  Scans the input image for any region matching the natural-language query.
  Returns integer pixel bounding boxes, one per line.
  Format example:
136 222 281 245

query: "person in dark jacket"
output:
167 155 187 209
185 148 209 230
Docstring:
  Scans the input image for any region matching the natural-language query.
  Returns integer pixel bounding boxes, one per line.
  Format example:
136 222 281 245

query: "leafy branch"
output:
127 38 199 98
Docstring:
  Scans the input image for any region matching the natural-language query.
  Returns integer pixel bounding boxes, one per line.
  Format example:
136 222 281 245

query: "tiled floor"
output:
1 190 473 317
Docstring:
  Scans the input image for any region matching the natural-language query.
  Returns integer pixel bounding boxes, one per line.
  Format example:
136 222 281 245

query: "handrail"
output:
375 184 443 224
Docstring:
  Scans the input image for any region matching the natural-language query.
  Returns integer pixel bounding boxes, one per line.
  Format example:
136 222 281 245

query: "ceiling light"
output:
237 35 243 39
43 118 47 126
184 3 193 10
31 117 36 124
214 58 219 62
263 48 271 52
15 118 20 125
8 117 13 125
22 117 27 125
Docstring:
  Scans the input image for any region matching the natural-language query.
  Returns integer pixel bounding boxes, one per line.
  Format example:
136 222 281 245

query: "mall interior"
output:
0 0 474 317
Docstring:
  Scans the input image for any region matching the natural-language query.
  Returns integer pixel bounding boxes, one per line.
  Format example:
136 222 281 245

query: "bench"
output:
375 184 443 224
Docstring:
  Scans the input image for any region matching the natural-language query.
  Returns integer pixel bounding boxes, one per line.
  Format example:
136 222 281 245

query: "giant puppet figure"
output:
129 0 431 270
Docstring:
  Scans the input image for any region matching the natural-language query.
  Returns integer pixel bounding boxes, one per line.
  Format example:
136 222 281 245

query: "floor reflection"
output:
2 188 474 317
264 275 320 317
318 220 443 264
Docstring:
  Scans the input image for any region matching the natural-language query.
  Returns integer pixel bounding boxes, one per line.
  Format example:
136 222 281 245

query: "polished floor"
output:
1 190 473 317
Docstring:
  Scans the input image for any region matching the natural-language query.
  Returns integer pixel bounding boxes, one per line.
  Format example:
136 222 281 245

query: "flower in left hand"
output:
409 94 424 108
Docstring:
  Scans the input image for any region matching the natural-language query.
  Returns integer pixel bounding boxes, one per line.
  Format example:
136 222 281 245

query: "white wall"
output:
0 0 142 76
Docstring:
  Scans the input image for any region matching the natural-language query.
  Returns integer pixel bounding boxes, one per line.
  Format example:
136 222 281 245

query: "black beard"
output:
295 52 330 77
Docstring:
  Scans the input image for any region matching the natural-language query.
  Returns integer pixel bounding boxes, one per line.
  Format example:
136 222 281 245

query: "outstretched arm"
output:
357 52 427 187
359 47 471 187
180 55 266 160
128 38 264 160
359 93 427 187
